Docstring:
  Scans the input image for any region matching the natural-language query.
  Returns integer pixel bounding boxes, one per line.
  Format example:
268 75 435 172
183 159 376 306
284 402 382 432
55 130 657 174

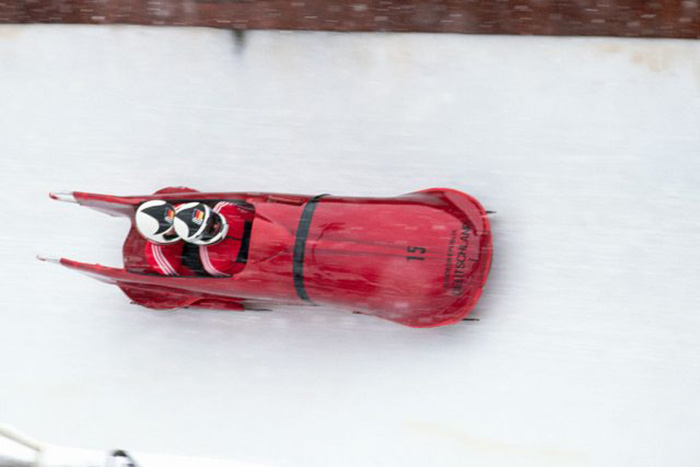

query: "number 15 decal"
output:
407 246 426 261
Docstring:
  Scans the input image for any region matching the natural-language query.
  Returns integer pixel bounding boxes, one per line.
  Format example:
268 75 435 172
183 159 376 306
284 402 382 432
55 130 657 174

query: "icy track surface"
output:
1 25 699 466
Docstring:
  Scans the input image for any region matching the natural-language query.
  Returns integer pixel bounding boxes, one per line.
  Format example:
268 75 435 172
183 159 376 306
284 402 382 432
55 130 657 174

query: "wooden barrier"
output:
1 1 698 39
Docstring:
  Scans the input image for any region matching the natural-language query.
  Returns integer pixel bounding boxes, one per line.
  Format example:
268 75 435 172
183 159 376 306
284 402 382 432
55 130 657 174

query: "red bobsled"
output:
42 187 493 328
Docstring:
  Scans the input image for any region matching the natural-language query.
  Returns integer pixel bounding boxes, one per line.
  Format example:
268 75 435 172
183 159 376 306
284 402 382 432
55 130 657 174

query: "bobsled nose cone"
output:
49 191 77 203
36 254 61 264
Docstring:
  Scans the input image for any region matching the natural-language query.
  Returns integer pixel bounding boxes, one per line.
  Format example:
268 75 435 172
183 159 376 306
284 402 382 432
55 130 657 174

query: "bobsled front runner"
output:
43 188 493 328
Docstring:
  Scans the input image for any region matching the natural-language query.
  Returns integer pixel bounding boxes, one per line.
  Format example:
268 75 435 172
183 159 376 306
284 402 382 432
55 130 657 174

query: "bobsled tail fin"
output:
38 257 245 311
48 192 77 203
49 191 140 217
36 255 61 265
41 257 124 284
48 187 201 218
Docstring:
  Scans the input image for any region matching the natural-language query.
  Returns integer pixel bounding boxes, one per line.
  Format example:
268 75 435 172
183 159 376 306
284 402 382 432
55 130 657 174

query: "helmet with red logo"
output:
135 200 179 244
173 202 228 246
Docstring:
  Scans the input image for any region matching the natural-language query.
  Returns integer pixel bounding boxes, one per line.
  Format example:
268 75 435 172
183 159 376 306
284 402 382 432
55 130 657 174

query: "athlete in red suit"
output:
137 200 253 277
144 241 188 276
194 201 252 276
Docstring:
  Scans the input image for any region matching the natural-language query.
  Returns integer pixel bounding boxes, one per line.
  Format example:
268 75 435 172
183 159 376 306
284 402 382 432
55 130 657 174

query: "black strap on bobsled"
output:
293 195 327 303
181 242 209 276
234 219 253 264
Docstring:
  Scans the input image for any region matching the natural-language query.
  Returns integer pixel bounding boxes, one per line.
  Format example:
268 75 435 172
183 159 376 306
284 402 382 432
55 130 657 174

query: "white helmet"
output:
173 202 228 246
135 200 179 244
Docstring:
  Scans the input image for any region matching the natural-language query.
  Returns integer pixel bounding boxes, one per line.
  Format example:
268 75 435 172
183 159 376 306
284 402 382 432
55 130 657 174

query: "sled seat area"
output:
123 198 255 278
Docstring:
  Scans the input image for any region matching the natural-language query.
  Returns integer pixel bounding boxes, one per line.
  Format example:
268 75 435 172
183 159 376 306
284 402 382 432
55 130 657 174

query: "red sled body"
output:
44 187 493 328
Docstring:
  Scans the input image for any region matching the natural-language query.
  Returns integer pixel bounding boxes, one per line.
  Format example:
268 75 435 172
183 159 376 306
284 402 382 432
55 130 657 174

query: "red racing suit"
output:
144 201 252 277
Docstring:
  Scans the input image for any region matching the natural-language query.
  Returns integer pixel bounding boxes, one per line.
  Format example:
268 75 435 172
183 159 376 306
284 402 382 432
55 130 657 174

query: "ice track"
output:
1 25 699 466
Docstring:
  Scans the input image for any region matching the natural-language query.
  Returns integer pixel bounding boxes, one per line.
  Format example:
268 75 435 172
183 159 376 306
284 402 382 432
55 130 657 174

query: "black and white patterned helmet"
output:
135 200 179 244
174 202 228 246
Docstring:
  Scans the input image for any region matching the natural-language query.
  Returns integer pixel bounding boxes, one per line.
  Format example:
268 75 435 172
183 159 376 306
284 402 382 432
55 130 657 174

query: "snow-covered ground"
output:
0 25 699 466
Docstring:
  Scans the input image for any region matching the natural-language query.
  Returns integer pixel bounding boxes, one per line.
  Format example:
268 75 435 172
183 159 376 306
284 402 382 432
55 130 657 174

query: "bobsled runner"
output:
41 187 493 328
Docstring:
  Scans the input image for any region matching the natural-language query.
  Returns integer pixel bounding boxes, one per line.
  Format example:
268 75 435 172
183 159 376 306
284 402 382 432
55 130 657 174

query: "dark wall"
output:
2 1 698 39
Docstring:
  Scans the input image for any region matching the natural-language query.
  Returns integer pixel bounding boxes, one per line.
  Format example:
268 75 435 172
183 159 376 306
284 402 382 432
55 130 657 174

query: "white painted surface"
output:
0 25 699 466
0 423 270 466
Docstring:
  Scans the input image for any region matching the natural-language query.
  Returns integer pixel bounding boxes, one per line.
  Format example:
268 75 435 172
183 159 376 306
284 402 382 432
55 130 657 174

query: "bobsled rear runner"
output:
43 187 493 328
